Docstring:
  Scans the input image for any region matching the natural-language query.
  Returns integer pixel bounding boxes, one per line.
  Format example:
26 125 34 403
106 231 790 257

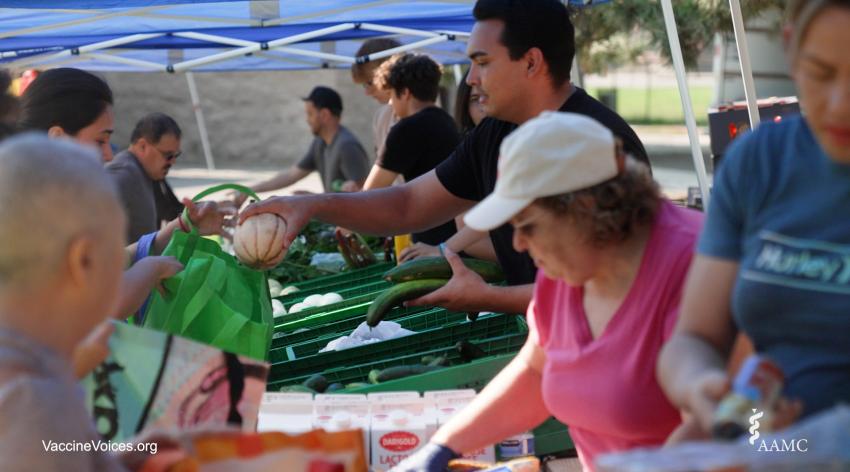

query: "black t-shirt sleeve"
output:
435 124 485 201
377 121 415 175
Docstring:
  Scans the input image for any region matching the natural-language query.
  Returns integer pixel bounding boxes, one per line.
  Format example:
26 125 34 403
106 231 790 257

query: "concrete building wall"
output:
103 69 379 169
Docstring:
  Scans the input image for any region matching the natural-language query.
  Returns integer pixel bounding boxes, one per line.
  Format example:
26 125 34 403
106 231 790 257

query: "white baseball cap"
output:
464 111 620 231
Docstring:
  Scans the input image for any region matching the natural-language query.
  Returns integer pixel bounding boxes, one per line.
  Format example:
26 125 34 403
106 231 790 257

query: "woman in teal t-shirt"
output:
659 0 850 436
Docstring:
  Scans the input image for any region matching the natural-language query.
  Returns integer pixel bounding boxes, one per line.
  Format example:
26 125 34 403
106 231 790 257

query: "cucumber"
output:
366 279 448 327
375 364 445 383
345 382 371 390
383 257 504 284
303 374 329 393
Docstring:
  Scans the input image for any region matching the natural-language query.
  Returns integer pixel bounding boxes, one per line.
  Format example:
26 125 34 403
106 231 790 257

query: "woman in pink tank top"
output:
394 112 703 472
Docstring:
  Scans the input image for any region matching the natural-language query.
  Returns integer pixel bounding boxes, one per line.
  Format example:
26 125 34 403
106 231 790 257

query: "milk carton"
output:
435 392 497 463
257 392 314 434
312 394 371 462
370 396 427 471
423 389 476 440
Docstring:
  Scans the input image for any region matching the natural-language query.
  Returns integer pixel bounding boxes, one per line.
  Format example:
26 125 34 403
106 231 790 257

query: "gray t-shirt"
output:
105 150 157 243
0 328 126 471
296 125 370 192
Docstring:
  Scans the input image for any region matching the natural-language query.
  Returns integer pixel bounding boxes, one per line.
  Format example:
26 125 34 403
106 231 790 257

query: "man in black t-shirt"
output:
361 53 461 245
241 0 650 315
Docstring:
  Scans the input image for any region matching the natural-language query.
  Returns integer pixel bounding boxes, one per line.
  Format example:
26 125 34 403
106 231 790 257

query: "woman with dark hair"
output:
16 68 232 322
18 68 116 161
453 68 486 135
397 113 702 472
659 0 850 436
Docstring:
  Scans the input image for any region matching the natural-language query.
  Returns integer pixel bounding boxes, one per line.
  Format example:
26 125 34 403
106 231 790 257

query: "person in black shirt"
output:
240 0 650 315
361 53 460 245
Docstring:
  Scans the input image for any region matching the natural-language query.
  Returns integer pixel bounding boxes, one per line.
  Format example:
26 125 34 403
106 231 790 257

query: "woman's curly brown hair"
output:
535 154 660 248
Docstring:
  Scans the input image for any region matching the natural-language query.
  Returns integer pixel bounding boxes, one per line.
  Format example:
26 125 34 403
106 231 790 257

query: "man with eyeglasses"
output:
107 112 187 242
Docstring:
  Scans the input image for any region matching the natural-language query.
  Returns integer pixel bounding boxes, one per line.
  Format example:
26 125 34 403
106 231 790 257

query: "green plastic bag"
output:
142 183 272 361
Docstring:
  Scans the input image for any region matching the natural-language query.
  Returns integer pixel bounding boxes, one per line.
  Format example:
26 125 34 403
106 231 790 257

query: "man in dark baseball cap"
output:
233 85 370 205
302 86 343 116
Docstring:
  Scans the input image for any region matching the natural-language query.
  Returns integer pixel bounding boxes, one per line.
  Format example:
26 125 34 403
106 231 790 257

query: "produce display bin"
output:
276 280 391 309
267 329 527 390
283 262 394 292
269 312 522 367
272 308 470 351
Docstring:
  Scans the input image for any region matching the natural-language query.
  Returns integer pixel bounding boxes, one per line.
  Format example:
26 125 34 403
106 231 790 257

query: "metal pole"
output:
185 72 216 171
729 0 760 128
660 0 711 208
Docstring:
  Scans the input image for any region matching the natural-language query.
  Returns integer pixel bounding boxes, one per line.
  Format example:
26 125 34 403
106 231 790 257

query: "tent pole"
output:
660 0 711 208
729 0 760 128
186 72 216 171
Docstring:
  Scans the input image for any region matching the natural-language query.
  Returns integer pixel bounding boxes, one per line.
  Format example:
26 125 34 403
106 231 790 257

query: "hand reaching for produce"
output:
398 242 441 263
405 249 491 312
183 198 237 237
136 255 185 297
238 195 316 258
229 190 251 209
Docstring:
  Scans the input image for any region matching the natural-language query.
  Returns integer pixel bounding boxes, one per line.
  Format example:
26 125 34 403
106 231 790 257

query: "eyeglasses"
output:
155 147 182 162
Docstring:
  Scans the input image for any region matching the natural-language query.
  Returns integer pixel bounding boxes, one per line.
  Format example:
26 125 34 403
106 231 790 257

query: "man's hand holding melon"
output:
233 212 289 270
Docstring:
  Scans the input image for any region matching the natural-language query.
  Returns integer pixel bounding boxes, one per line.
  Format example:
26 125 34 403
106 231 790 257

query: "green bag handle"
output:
179 183 261 233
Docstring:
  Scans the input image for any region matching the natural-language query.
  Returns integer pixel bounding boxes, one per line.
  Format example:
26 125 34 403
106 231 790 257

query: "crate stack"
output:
267 263 573 457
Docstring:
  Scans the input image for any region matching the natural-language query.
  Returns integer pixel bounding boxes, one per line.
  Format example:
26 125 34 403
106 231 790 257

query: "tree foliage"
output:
570 0 787 74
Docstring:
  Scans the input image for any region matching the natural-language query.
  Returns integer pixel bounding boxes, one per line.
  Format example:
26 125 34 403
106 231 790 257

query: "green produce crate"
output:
271 307 467 349
272 292 432 334
532 417 575 457
284 262 393 291
277 280 390 308
270 312 519 367
339 352 518 393
273 291 381 329
267 329 526 390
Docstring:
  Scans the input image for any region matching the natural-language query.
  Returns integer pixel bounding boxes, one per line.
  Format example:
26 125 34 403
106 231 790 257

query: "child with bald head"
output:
0 135 137 470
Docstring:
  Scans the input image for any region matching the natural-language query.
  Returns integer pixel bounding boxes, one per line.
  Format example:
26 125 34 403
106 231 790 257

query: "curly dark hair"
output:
376 53 442 102
535 156 661 248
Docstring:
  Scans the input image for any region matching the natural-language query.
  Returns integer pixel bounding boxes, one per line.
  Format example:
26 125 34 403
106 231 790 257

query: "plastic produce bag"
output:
320 321 415 352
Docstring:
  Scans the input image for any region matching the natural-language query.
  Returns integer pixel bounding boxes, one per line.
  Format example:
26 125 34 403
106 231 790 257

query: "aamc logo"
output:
749 409 808 453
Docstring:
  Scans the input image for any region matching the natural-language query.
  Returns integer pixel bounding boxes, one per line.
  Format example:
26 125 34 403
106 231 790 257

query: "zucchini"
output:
303 374 329 393
366 279 448 327
375 364 445 383
345 382 371 390
383 257 504 284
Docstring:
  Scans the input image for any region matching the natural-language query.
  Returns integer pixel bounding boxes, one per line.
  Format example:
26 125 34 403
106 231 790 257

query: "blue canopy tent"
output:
0 0 764 204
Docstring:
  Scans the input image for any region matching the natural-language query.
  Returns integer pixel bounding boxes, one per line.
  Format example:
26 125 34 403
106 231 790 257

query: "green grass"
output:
586 86 713 126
